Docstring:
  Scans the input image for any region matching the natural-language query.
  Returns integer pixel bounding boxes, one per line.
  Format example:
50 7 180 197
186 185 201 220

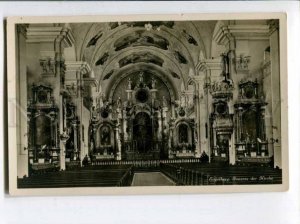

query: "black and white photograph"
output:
6 13 288 195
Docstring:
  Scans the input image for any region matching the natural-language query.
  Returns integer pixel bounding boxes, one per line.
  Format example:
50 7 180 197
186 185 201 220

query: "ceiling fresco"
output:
70 20 217 94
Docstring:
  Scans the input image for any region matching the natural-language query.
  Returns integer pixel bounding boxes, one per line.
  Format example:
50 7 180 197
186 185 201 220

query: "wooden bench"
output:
18 165 134 188
160 163 282 185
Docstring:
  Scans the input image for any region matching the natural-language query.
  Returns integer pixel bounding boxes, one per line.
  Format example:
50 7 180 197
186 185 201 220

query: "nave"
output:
15 19 282 186
18 160 282 188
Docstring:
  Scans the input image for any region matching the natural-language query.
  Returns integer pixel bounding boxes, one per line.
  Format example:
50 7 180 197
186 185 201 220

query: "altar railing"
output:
91 158 201 167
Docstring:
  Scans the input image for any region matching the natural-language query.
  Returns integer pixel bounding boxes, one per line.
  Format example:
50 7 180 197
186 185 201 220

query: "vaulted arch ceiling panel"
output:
114 31 170 51
70 21 217 86
98 47 185 83
118 52 164 68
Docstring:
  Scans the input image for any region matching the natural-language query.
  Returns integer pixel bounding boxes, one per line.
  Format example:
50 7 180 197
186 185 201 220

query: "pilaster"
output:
64 61 93 163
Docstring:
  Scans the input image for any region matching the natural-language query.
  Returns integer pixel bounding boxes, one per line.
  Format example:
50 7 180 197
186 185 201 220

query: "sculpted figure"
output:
151 78 156 89
117 96 122 108
127 78 132 90
139 72 144 83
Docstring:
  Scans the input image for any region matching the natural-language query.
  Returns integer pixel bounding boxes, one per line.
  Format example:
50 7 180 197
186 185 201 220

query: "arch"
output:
99 46 184 82
106 63 179 102
90 26 196 70
174 120 193 146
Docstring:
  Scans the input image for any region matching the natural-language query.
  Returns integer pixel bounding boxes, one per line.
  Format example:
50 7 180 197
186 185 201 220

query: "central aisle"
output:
131 172 176 186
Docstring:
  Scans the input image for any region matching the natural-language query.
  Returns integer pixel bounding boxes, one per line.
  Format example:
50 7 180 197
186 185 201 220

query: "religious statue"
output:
221 53 229 77
99 92 105 107
127 78 132 90
194 129 198 144
139 71 144 83
91 106 98 119
90 139 95 153
60 128 69 139
151 78 156 89
117 96 122 108
101 126 110 145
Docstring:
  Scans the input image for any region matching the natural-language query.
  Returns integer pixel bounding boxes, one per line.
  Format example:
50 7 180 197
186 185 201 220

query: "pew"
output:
160 163 282 185
18 165 133 188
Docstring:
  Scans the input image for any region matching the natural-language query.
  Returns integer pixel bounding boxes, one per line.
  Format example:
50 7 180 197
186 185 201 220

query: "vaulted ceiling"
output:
70 21 217 94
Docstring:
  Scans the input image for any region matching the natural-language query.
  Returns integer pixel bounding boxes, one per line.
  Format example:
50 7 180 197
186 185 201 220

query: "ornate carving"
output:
39 57 55 76
114 31 170 51
60 129 70 142
119 52 164 67
182 29 198 46
87 32 103 47
238 80 259 100
213 101 229 115
30 84 54 106
95 52 109 66
127 78 132 90
209 80 234 99
169 70 180 79
65 83 78 96
103 70 114 80
174 51 188 64
236 55 250 71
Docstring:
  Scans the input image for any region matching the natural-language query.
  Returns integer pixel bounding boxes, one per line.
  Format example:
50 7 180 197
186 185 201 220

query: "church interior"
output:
15 19 282 187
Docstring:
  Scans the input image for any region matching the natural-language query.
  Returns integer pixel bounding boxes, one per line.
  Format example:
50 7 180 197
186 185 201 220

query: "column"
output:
115 125 122 160
228 101 236 165
65 61 92 165
123 112 128 141
59 133 69 170
157 111 162 141
72 121 78 160
229 132 236 165
193 79 201 157
196 57 223 162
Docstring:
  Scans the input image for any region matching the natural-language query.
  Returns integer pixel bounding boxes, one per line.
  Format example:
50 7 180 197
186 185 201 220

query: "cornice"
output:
26 25 75 47
65 61 91 74
196 58 222 72
213 24 270 45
